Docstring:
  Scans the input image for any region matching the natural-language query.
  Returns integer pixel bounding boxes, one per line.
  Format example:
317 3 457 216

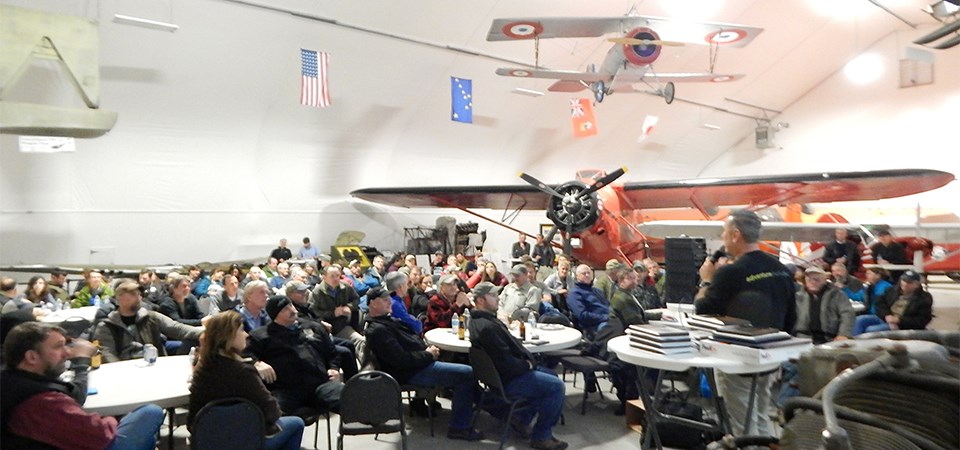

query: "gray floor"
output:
162 275 960 450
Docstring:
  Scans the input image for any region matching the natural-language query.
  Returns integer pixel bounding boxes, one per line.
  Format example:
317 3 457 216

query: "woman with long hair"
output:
187 311 304 450
26 276 56 306
466 261 508 288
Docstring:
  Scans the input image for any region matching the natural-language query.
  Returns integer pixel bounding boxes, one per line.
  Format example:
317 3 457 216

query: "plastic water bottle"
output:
188 346 197 365
528 316 537 332
91 295 100 307
463 308 471 328
143 344 158 365
451 314 460 332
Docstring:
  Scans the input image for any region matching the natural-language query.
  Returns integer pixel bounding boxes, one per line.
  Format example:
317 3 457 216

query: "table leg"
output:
167 408 175 450
705 368 732 435
635 367 664 450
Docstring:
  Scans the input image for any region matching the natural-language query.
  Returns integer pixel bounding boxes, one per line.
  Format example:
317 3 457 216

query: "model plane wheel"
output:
595 81 606 103
663 81 675 104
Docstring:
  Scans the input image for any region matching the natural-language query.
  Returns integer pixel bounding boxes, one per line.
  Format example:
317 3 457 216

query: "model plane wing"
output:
614 72 744 83
351 169 954 214
495 67 609 82
638 221 858 242
488 16 763 48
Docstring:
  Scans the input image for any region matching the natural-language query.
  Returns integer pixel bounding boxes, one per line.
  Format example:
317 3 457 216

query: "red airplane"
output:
351 169 955 269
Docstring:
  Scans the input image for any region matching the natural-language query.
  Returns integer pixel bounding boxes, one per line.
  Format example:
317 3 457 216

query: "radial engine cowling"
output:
621 27 662 66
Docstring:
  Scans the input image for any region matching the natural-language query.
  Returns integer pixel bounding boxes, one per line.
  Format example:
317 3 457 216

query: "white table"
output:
424 325 582 354
83 355 193 416
609 335 806 449
42 306 99 323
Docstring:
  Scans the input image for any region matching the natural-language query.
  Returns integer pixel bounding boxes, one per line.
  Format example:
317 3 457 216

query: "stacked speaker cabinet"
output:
663 237 707 304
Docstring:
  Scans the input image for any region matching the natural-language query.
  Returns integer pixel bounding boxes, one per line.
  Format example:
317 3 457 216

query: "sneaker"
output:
530 437 569 450
447 427 485 441
510 417 533 439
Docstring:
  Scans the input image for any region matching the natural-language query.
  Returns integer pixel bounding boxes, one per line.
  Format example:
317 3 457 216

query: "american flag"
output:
300 49 330 107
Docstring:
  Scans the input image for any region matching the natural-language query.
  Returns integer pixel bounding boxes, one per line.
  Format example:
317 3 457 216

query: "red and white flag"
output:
570 98 597 138
637 115 658 142
300 49 330 107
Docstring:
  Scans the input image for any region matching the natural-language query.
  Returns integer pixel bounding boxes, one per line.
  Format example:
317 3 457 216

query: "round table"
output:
41 306 99 323
608 335 787 374
424 325 582 354
83 355 193 416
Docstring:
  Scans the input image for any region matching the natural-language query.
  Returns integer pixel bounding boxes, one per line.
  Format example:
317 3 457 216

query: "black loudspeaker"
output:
663 237 707 304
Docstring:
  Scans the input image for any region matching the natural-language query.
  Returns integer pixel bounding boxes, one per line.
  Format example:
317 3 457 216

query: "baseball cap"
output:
632 260 646 269
265 295 293 320
605 259 622 270
509 264 528 276
472 281 501 298
285 281 310 295
366 286 391 301
318 254 332 262
804 266 827 275
900 270 921 282
438 274 458 286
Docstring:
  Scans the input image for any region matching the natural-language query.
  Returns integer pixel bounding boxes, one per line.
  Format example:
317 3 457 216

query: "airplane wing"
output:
614 72 745 83
548 80 588 92
351 169 954 212
888 224 960 242
488 16 763 48
495 67 609 82
638 220 859 242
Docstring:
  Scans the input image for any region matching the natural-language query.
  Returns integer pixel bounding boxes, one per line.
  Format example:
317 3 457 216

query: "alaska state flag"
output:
451 77 472 123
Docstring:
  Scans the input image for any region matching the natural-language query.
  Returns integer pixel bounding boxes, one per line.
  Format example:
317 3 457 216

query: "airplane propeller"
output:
607 37 685 47
519 168 628 256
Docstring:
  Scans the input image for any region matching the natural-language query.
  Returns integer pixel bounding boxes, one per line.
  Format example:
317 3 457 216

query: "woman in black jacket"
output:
188 311 304 450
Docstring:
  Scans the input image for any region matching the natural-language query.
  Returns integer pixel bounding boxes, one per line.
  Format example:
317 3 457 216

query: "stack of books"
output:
625 324 694 355
710 324 802 349
686 314 751 332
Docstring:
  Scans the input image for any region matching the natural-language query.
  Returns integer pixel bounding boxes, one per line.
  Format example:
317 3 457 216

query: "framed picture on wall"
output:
540 224 559 243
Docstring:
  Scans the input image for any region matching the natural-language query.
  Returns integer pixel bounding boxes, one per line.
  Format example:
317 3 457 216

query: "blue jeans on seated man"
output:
105 404 165 450
504 367 565 442
853 315 890 336
265 416 305 450
406 361 476 430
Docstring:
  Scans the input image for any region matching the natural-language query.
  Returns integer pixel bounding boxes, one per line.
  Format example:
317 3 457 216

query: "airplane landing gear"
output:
662 81 675 104
594 81 606 103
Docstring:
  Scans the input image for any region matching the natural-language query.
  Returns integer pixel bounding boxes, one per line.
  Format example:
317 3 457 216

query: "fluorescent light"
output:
701 123 721 130
112 14 179 32
511 87 544 97
844 53 884 84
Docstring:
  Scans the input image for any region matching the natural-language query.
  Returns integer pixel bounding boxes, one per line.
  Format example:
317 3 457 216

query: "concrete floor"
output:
160 275 960 450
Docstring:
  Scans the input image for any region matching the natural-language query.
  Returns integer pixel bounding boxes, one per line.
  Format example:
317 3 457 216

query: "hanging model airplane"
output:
487 15 763 104
350 169 955 269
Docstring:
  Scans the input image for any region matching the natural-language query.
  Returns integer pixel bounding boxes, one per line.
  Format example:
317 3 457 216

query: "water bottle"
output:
463 308 471 328
188 346 197 365
91 295 100 307
528 316 537 332
143 344 158 365
451 314 460 332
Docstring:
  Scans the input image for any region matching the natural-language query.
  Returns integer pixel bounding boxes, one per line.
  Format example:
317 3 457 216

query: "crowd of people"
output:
0 224 940 449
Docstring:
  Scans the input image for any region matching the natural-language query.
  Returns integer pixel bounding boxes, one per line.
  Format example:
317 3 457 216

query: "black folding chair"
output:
469 347 530 450
337 370 407 450
191 398 264 450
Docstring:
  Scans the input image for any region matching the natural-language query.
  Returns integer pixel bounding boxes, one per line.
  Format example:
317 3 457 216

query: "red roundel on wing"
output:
705 29 747 45
501 21 544 39
508 69 532 77
622 27 662 66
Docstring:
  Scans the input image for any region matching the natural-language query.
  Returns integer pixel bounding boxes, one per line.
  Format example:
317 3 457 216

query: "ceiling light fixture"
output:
844 53 884 84
511 87 544 97
112 14 179 32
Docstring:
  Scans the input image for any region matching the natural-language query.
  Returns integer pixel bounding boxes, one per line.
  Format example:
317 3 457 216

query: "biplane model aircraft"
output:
351 169 955 270
487 15 763 103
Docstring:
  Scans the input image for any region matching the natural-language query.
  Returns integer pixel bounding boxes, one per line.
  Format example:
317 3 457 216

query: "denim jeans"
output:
105 404 164 450
853 315 890 335
407 361 476 429
265 416 305 450
504 367 565 442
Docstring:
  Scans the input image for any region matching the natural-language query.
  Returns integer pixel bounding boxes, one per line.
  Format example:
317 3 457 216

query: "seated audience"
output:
262 258 280 280
364 287 484 441
410 274 435 320
211 274 243 312
47 270 70 303
794 267 855 343
532 234 556 268
854 270 933 335
187 265 212 298
631 262 663 310
870 229 910 280
604 266 648 415
298 236 319 260
567 265 609 338
497 264 542 321
543 260 575 317
94 281 204 362
269 262 291 293
241 265 268 288
593 259 623 302
424 275 471 332
822 227 861 275
829 261 864 303
862 267 893 316
1 322 164 449
137 269 162 305
73 271 114 308
247 296 344 414
1 276 56 314
467 262 509 288
343 260 372 296
512 233 531 259
238 281 272 332
158 276 206 326
270 238 293 263
385 272 423 334
310 266 366 364
188 311 304 450
469 282 568 450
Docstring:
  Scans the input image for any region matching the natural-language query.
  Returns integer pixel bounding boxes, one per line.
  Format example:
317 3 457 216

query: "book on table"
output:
626 324 690 339
712 324 791 343
628 339 695 355
686 315 751 331
703 336 811 349
629 334 691 348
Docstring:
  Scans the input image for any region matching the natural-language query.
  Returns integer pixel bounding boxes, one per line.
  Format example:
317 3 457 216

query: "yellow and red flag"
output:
570 98 597 138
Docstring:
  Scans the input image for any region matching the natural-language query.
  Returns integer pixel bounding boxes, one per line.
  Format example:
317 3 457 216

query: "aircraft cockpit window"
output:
755 207 784 222
575 170 604 182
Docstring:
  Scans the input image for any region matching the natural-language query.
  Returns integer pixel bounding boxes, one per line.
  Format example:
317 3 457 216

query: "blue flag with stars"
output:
451 77 472 123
